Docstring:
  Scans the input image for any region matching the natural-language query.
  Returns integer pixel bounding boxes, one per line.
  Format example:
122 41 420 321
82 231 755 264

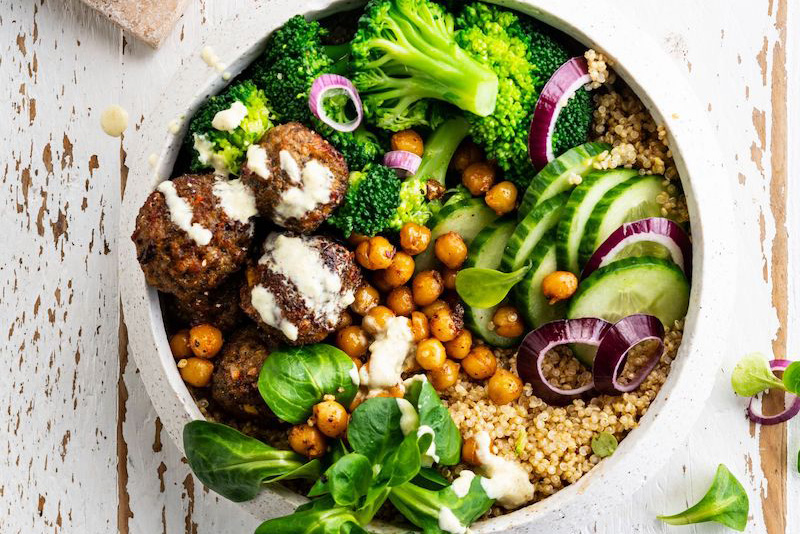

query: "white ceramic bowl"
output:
119 1 735 532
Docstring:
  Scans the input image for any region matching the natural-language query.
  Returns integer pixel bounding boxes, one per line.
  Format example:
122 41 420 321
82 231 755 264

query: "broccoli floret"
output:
187 80 272 175
328 165 402 237
350 0 499 132
313 93 384 170
552 86 593 157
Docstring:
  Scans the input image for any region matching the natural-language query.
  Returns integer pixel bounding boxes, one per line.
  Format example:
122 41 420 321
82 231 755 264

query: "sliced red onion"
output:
517 318 611 406
383 150 422 177
308 74 363 133
747 359 800 425
582 218 693 280
592 315 665 395
528 57 591 170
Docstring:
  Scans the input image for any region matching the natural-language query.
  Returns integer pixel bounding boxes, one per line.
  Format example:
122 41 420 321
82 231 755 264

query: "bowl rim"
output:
119 1 736 531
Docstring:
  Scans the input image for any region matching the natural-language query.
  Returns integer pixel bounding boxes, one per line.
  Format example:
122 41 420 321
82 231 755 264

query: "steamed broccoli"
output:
327 165 402 237
350 0 499 132
551 85 593 157
187 80 272 175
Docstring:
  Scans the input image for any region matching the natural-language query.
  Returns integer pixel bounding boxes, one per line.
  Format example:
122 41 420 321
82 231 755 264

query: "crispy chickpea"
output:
336 310 354 330
410 311 430 342
371 270 393 293
462 345 497 380
169 329 192 359
492 306 525 338
462 437 480 465
541 270 579 305
391 129 424 156
375 385 405 398
386 286 415 316
348 233 369 246
351 356 363 370
445 330 472 360
189 324 223 358
416 338 447 370
462 162 495 196
485 181 518 215
429 359 460 391
313 400 349 438
179 357 214 387
363 305 395 335
422 299 449 319
451 140 484 173
488 369 523 405
351 283 380 315
441 268 458 290
356 236 396 270
336 326 369 358
434 232 468 270
412 270 444 306
288 425 327 459
399 223 432 255
381 252 415 288
429 308 460 342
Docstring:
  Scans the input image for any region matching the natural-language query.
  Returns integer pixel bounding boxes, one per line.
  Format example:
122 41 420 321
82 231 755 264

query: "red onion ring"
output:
517 318 611 406
581 218 693 280
747 359 800 425
308 74 363 133
592 315 665 395
383 150 422 177
528 57 591 170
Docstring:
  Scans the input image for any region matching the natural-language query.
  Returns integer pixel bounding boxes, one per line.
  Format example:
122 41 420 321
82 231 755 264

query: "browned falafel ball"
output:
131 174 257 299
240 122 348 233
166 272 244 333
210 327 273 419
240 232 361 345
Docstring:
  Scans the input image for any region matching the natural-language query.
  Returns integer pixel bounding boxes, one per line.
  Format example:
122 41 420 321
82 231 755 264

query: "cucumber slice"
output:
512 233 565 328
414 198 499 272
611 240 673 262
500 192 568 272
463 218 520 348
519 142 610 218
555 169 639 274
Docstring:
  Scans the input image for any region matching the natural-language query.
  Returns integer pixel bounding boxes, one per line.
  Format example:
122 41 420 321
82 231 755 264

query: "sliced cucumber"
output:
463 218 519 348
518 142 610 218
610 240 673 262
414 198 499 272
512 233 565 329
500 192 568 272
555 169 639 274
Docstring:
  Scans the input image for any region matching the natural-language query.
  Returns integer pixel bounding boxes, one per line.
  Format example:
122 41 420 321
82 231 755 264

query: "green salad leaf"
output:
730 353 786 397
347 397 406 464
255 496 371 534
591 432 618 458
782 361 800 394
404 377 462 465
258 344 359 424
328 453 373 508
455 264 530 309
657 464 749 532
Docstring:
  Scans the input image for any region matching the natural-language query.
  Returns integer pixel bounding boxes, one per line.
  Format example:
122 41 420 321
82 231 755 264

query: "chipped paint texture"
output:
0 1 797 534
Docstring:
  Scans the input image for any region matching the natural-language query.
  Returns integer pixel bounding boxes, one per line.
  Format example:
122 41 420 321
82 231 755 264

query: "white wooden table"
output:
1 1 797 532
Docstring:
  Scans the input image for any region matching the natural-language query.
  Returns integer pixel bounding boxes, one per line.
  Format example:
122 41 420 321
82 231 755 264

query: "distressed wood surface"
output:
0 1 796 533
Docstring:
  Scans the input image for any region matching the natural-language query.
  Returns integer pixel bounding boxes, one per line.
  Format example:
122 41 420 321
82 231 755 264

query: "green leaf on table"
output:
657 464 749 532
591 431 618 458
782 361 800 394
730 352 786 397
455 264 530 309
404 377 461 465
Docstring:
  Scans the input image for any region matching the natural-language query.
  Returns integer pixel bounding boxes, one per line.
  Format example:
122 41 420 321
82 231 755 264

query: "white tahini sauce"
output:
417 425 439 467
193 134 229 176
157 181 212 246
349 364 361 387
396 398 419 436
212 101 248 132
438 507 467 534
100 105 129 137
451 470 476 499
168 117 182 135
250 285 298 341
246 145 271 179
212 179 257 224
201 46 226 74
359 316 415 390
148 153 159 168
474 431 534 509
274 152 334 223
279 150 302 183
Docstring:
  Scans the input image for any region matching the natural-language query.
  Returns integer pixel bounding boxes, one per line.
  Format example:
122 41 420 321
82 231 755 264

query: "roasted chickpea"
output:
422 299 449 319
189 324 223 358
351 356 364 370
336 326 369 358
487 369 523 405
492 306 525 338
381 252 415 288
371 270 394 293
348 233 369 246
442 268 458 290
462 437 479 465
386 286 415 316
434 232 468 270
462 345 497 380
451 140 484 173
336 310 354 330
391 129 424 156
179 357 214 387
351 283 380 315
416 338 447 370
410 311 430 342
485 181 518 215
541 270 579 304
313 400 349 438
363 305 395 335
429 308 460 342
288 425 327 459
462 162 495 196
412 270 444 306
399 222 432 255
356 236 396 270
169 329 192 359
445 329 472 360
429 359 460 391
375 385 405 398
